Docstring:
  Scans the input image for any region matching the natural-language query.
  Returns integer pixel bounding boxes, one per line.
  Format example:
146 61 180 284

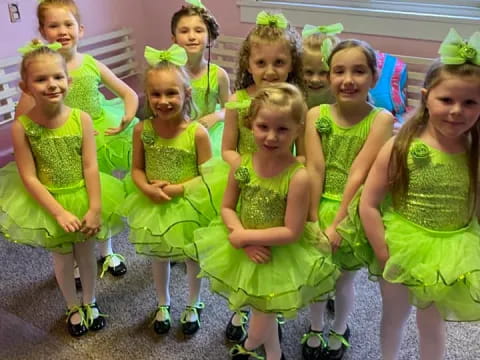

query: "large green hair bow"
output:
185 0 206 9
256 11 288 29
438 28 480 65
301 23 344 38
18 40 62 55
144 44 188 67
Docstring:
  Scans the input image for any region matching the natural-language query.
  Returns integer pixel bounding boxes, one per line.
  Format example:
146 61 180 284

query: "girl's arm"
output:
96 60 139 135
229 167 310 247
79 111 101 236
221 93 241 167
131 122 171 203
14 92 36 119
326 111 394 249
359 138 394 268
197 67 231 128
11 119 82 232
304 106 325 221
163 125 212 198
221 165 243 232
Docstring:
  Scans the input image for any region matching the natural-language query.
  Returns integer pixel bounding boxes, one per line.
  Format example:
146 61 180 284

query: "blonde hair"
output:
234 19 304 93
143 62 196 120
20 39 67 82
389 60 480 213
37 0 81 30
303 33 341 57
245 83 307 129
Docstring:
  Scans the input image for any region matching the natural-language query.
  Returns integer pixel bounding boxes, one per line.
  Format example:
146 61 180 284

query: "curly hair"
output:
37 0 81 30
234 21 305 93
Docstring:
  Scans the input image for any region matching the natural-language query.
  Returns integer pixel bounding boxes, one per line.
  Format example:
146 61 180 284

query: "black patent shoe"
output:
326 299 335 314
226 310 249 343
181 302 205 336
99 254 127 277
301 327 327 360
66 305 87 337
153 305 171 335
84 302 106 331
324 325 351 360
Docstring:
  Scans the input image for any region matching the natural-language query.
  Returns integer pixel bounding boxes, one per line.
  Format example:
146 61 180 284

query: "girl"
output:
222 11 304 168
0 41 124 336
171 0 231 158
120 44 213 336
189 83 338 360
16 0 138 279
302 40 394 360
359 29 480 360
301 23 343 109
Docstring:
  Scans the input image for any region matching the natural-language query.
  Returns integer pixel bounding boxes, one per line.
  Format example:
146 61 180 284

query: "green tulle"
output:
207 120 224 159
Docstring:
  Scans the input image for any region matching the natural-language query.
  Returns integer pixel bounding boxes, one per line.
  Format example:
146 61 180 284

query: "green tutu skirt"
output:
119 176 215 261
319 197 364 271
208 121 224 159
0 163 125 254
187 220 339 318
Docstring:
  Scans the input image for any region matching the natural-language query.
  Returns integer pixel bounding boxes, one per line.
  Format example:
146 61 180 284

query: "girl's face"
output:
146 68 187 122
329 47 376 104
39 7 84 51
21 55 69 106
172 15 209 57
248 40 293 88
303 49 330 95
252 106 299 154
423 76 480 140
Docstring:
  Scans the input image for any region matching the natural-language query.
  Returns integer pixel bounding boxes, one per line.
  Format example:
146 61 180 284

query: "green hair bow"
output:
144 44 188 67
185 0 206 9
256 11 288 29
18 41 62 55
438 28 480 65
301 23 344 38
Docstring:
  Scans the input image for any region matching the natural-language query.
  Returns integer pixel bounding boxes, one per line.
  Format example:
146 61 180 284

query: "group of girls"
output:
0 0 479 360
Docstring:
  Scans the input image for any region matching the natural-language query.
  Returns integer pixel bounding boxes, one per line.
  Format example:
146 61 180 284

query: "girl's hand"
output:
198 114 219 129
105 116 133 135
81 209 102 237
243 245 271 264
146 183 171 203
163 184 184 198
325 225 342 252
374 246 390 269
150 180 170 188
55 211 82 233
228 228 247 249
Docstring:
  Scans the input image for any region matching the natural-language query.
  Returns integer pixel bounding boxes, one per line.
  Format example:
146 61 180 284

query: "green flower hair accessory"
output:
438 28 480 65
301 23 344 38
185 0 206 9
144 44 188 67
411 142 430 163
234 166 250 185
141 130 156 145
225 99 252 111
256 11 288 29
315 116 332 135
18 40 62 56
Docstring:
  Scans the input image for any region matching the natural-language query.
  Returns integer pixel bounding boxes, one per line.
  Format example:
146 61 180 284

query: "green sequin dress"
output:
119 119 215 260
191 63 224 159
0 109 125 254
316 104 382 270
65 54 138 173
340 140 480 321
188 154 339 318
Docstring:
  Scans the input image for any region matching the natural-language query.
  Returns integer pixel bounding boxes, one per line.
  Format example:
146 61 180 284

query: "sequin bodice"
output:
191 63 219 119
19 109 84 191
235 154 303 229
64 55 103 121
395 140 471 231
235 89 257 155
142 119 199 184
317 104 381 200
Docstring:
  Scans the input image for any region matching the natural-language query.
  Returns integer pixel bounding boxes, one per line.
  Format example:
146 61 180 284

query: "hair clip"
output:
439 28 480 65
256 11 288 29
144 44 188 67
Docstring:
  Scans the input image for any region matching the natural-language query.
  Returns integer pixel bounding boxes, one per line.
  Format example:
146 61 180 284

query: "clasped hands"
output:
227 225 271 265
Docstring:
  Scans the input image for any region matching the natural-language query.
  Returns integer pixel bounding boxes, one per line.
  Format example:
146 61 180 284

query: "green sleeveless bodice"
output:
64 54 103 120
141 119 199 184
19 109 84 192
191 63 219 119
235 89 257 155
235 154 303 229
395 140 471 231
317 104 382 200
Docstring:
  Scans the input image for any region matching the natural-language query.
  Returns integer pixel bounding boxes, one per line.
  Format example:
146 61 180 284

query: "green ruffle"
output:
207 120 224 159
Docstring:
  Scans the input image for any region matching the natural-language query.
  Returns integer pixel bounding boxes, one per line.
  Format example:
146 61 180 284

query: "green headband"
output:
18 41 62 55
144 44 188 67
256 11 288 29
438 28 480 65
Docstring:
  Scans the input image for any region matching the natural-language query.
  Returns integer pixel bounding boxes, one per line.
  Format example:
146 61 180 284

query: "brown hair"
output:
327 39 378 78
389 60 480 214
20 39 67 82
234 16 305 93
245 83 307 129
37 0 81 30
303 33 341 55
143 62 196 120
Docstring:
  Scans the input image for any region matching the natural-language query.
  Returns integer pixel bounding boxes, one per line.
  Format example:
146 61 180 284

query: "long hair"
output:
389 60 480 214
